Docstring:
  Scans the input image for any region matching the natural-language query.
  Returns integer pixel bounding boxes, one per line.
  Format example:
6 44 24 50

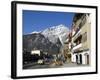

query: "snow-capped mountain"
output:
41 24 69 45
23 24 69 54
31 31 40 34
23 33 62 54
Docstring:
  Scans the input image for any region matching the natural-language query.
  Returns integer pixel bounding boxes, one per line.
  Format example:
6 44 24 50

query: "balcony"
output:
72 30 75 36
73 29 81 41
72 43 82 51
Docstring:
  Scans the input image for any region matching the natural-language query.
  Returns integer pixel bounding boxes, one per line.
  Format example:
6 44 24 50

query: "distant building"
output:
31 50 41 56
63 33 72 63
71 13 91 65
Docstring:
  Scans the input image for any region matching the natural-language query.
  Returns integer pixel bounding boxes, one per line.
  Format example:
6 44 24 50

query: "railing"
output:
72 43 82 51
72 30 82 44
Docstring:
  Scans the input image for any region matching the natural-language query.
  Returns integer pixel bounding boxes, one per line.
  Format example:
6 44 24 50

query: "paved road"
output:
61 63 87 68
23 62 88 69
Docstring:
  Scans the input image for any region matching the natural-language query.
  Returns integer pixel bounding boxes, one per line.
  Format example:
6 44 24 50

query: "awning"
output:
73 48 89 54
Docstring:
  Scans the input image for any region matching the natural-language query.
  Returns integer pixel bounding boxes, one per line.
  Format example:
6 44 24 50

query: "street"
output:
23 62 88 69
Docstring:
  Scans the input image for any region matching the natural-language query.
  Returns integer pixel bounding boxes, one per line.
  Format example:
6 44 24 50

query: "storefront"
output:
71 49 90 65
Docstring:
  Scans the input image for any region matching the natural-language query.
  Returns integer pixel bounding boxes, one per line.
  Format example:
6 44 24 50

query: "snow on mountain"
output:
31 31 41 34
41 24 69 45
24 24 69 54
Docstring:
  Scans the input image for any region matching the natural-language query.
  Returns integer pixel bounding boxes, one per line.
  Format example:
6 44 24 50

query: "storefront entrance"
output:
85 53 89 64
79 54 82 64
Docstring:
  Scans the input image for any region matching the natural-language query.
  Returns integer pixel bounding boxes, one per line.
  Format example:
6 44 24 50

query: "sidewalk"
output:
61 62 88 68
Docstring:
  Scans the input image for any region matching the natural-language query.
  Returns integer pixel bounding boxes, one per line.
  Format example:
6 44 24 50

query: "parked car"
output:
37 59 44 64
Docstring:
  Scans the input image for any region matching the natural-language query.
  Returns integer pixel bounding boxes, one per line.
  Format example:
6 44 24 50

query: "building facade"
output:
63 33 72 63
71 13 91 65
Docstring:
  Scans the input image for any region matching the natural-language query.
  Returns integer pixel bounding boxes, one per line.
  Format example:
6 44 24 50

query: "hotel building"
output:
71 13 91 65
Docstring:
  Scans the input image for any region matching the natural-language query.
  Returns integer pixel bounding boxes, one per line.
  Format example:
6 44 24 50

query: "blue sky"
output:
23 10 75 34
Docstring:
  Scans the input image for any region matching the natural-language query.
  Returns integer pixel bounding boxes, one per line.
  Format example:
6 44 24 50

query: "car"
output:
37 59 44 64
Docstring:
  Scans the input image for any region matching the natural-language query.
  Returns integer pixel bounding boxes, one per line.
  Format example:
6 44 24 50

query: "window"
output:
74 35 82 46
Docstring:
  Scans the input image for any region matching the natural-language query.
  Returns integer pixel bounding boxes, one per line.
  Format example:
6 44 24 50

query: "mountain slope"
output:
23 24 69 54
23 33 62 54
41 24 69 45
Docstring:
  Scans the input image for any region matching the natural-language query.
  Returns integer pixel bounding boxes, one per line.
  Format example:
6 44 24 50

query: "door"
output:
85 53 89 65
76 55 78 64
79 54 82 64
86 55 89 64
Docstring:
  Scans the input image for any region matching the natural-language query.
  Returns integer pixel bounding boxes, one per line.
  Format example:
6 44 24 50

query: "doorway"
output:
85 53 89 64
79 54 82 64
76 55 78 64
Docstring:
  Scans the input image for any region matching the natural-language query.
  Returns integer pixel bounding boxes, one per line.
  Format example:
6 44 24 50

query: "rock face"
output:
41 24 69 45
23 33 61 54
23 24 69 54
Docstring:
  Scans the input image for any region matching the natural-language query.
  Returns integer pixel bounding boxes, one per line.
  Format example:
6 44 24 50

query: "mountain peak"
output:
31 31 41 34
41 24 69 45
28 24 69 45
48 24 68 30
56 24 66 28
